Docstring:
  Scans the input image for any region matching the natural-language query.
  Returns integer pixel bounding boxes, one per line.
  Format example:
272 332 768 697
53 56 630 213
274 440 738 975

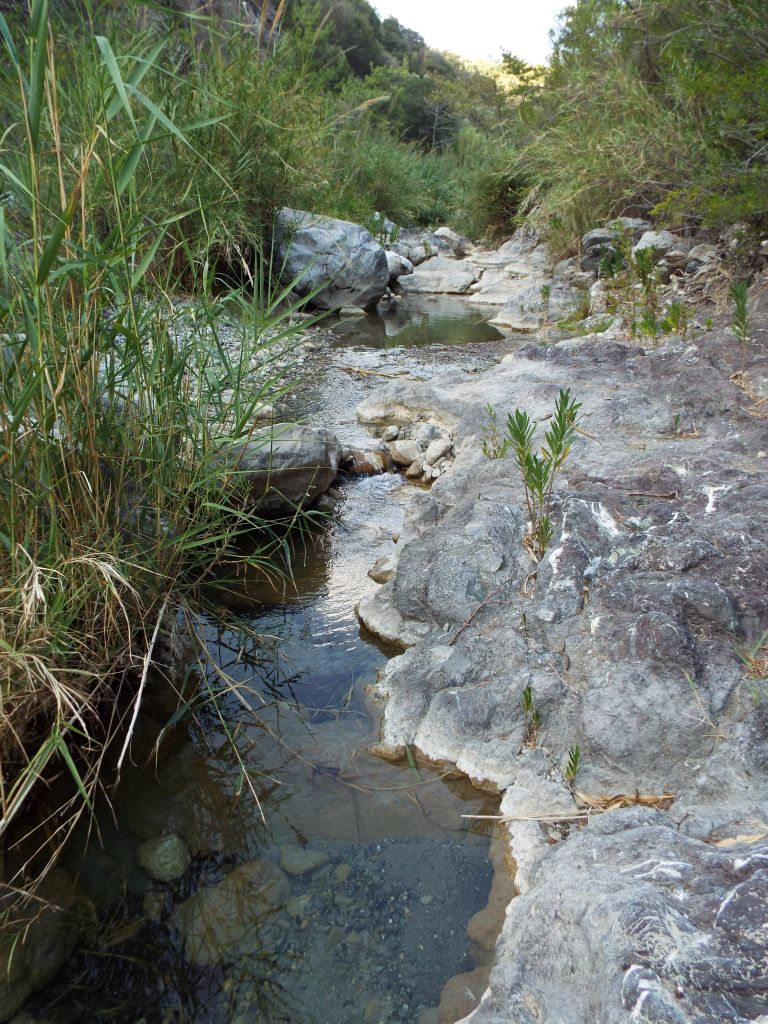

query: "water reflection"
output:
329 294 504 350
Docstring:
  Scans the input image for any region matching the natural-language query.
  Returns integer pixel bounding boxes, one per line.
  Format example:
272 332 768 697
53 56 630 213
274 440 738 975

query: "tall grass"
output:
0 1 314 893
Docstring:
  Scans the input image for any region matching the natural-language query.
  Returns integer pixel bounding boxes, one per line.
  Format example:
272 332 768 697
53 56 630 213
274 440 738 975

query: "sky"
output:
373 0 567 65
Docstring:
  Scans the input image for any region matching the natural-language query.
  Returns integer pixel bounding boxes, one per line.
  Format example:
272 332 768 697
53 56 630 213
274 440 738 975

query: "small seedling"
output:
730 279 750 365
564 744 582 783
673 412 682 434
637 309 659 341
521 685 541 745
505 389 582 560
661 300 688 336
481 404 510 459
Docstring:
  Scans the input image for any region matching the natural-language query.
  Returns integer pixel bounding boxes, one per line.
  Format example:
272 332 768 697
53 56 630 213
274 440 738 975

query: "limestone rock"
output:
385 250 413 285
399 256 479 295
274 208 388 312
424 438 452 465
219 423 341 516
632 229 676 259
389 438 423 466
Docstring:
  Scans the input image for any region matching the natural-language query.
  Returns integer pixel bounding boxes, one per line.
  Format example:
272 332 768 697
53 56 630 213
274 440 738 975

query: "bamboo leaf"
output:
28 0 49 148
105 36 167 120
0 12 20 69
96 35 136 129
124 83 190 146
54 732 93 811
36 193 76 284
116 112 157 195
130 227 167 289
0 206 7 290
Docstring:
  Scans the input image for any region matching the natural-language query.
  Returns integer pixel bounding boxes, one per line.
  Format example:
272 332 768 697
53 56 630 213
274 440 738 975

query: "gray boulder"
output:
399 256 479 295
274 208 388 312
220 423 341 516
389 229 453 266
385 250 413 285
633 229 677 260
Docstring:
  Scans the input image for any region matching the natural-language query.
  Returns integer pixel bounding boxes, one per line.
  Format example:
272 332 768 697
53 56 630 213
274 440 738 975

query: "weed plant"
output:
730 280 750 365
505 389 581 561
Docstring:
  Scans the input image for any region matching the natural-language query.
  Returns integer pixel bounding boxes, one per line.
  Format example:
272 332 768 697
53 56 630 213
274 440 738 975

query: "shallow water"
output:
40 297 507 1024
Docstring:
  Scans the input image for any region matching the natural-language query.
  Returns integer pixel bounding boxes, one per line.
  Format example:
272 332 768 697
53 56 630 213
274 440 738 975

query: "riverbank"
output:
354 233 768 1022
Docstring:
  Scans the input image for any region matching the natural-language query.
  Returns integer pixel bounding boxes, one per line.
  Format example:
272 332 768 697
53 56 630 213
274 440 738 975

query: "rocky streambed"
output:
5 217 768 1024
353 237 768 1022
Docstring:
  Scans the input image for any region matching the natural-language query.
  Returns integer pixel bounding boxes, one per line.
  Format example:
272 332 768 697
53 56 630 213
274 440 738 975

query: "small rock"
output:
390 439 423 466
334 863 352 883
406 460 425 479
342 447 389 476
415 422 441 446
382 425 399 442
632 230 676 259
581 228 618 252
424 438 452 466
369 552 398 584
312 493 339 515
142 891 166 922
135 834 191 883
606 216 652 238
339 305 366 317
688 243 718 263
278 843 330 876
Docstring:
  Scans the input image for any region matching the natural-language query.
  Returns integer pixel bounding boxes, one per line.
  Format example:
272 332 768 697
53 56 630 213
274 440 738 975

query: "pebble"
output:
279 843 330 876
135 833 191 883
334 862 352 883
382 425 399 442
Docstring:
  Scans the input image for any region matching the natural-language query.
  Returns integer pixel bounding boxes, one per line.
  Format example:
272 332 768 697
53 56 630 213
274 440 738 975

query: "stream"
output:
37 295 509 1024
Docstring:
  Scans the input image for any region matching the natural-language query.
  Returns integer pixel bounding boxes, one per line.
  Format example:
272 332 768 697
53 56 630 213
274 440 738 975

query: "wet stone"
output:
279 843 331 876
135 833 191 883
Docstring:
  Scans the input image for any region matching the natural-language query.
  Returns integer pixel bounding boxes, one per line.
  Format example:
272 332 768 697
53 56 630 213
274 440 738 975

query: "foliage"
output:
505 389 582 561
480 404 510 460
504 0 768 251
730 279 750 352
0 1 314 893
565 744 582 784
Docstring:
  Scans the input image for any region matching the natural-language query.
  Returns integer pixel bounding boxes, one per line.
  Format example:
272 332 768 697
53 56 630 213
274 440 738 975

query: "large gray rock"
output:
356 318 768 1021
468 813 768 1024
398 256 479 295
274 208 388 312
220 423 341 516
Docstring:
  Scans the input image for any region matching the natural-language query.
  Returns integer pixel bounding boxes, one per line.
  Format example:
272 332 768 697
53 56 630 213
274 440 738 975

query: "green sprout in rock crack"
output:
521 685 541 745
480 403 511 460
505 389 582 561
661 300 688 337
730 279 750 366
565 744 582 784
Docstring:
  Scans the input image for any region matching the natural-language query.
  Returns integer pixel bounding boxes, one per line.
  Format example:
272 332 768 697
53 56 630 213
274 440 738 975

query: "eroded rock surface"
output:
356 300 768 1022
274 208 388 311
